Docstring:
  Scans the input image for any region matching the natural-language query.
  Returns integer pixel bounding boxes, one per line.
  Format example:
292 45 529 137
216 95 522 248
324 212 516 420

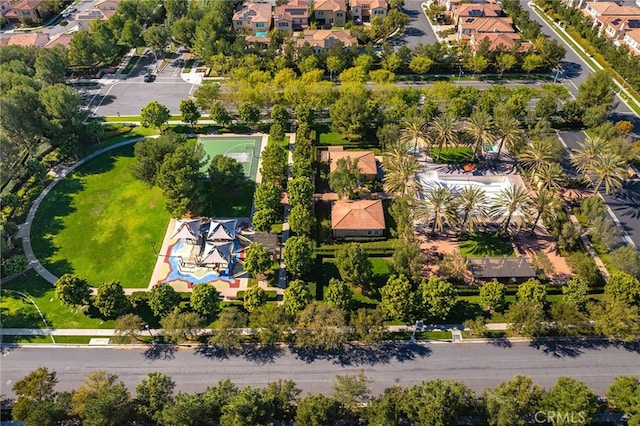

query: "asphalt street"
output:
2 341 639 398
392 0 439 48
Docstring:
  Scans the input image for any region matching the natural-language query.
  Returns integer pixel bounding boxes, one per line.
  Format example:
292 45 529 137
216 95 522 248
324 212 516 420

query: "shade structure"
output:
171 219 201 241
207 219 237 241
200 241 234 266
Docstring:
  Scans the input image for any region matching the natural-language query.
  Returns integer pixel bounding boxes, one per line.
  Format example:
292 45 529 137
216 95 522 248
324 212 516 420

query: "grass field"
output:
1 271 115 329
31 145 170 288
430 147 473 163
198 136 262 180
458 232 515 258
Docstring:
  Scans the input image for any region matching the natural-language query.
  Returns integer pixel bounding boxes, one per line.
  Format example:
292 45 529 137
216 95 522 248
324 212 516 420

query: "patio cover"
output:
172 219 201 240
201 241 234 265
207 219 237 241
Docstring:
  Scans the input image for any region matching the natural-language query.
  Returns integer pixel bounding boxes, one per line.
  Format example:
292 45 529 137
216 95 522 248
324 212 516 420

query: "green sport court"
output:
198 135 263 181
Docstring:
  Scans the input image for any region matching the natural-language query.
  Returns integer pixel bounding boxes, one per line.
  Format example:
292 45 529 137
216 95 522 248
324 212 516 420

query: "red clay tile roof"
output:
314 0 347 12
327 149 377 176
331 199 385 230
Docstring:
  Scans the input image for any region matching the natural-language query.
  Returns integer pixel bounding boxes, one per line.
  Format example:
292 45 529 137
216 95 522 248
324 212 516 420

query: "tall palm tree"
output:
570 136 607 177
494 114 523 161
591 152 627 195
383 144 421 197
532 162 565 193
429 113 460 162
490 186 533 234
400 116 429 157
415 186 456 235
517 138 559 176
529 189 561 234
464 110 496 161
455 186 488 233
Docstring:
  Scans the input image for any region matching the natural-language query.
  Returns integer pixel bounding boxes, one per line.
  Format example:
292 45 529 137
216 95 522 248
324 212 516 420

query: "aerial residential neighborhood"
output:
1 0 640 424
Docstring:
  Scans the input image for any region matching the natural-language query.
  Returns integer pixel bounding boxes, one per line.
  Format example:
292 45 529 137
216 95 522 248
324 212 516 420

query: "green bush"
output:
235 290 278 301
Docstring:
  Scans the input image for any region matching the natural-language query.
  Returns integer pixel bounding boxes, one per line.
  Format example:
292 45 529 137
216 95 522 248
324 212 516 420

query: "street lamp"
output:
144 324 156 345
150 240 158 257
457 66 464 84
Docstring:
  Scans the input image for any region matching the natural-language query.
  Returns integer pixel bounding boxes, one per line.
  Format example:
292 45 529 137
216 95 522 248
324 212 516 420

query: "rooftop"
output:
468 257 535 279
332 199 386 230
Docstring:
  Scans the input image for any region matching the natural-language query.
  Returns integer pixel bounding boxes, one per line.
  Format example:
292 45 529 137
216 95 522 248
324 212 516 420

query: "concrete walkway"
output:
277 133 296 289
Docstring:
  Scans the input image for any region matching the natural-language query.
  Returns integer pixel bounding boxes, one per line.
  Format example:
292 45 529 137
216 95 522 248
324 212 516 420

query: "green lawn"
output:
1 271 115 329
31 144 171 288
458 232 515 257
429 147 473 163
319 132 350 146
1 336 96 344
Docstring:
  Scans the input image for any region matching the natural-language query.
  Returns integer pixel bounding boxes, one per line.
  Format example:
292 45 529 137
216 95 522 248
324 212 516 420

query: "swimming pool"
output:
417 171 526 203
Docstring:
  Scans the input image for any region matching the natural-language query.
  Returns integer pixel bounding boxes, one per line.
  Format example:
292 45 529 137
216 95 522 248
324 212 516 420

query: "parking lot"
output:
82 51 197 116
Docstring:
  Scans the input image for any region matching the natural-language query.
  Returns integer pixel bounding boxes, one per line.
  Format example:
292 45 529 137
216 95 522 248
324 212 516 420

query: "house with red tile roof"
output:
44 32 74 49
331 199 386 238
621 28 640 54
314 0 347 27
232 2 272 35
4 0 48 23
325 147 377 180
3 32 49 47
450 3 503 24
597 16 640 40
351 0 388 23
295 29 357 52
469 33 534 53
583 1 640 18
274 0 309 31
457 16 515 40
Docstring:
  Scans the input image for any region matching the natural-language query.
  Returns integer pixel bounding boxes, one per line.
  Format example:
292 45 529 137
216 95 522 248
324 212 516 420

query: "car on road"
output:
144 73 155 83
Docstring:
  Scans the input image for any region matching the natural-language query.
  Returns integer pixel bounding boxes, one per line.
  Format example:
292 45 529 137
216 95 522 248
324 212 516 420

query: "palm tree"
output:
464 110 496 161
429 113 460 162
591 152 627 194
529 189 561 234
532 162 565 193
490 186 533 234
570 136 607 177
400 116 429 157
455 186 488 233
415 186 456 235
383 144 421 197
494 114 522 161
517 138 559 176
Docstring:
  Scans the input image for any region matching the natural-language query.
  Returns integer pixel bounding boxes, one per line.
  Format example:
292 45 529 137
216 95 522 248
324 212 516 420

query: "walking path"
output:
277 133 296 289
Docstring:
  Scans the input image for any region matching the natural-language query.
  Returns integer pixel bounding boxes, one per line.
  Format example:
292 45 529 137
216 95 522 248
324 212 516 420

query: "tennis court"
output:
198 135 263 181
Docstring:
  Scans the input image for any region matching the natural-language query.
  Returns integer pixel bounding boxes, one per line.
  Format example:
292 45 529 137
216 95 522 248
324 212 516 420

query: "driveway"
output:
392 0 439 49
88 52 196 116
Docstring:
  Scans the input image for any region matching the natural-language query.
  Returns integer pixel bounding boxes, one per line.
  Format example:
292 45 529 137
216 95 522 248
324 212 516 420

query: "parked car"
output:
144 73 155 82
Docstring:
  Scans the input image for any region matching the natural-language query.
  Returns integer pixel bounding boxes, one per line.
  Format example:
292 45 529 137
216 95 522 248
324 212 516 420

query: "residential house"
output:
325 146 377 180
274 0 309 31
2 32 49 47
314 0 347 27
621 28 640 54
4 0 48 23
583 1 640 18
351 0 388 23
0 0 11 16
44 32 74 49
75 0 120 21
331 199 386 238
450 3 503 24
295 29 357 52
444 0 498 12
457 16 515 40
468 33 534 52
232 2 272 35
599 16 640 40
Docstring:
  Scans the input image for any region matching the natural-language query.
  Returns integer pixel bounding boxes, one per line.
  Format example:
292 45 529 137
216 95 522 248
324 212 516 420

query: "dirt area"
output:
511 229 573 283
417 232 459 277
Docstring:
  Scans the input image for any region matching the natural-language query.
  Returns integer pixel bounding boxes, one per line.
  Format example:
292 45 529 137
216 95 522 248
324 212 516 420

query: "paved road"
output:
559 131 640 248
392 0 439 49
1 341 638 397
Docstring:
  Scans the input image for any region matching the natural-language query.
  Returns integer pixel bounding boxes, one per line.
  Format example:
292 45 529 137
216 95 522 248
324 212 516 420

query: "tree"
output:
483 375 545 426
400 116 429 156
522 53 544 74
479 280 506 312
160 308 203 344
402 380 477 425
439 250 469 285
134 372 175 425
465 109 496 160
332 370 371 414
576 70 615 110
250 304 286 346
283 236 313 278
330 83 379 141
71 370 132 426
464 54 489 76
490 186 533 234
263 379 301 423
605 271 640 306
295 394 341 426
148 283 181 318
544 377 598 424
496 53 517 77
409 55 434 75
530 189 561 235
210 101 232 127
156 142 205 217
294 302 346 350
114 313 144 344
606 376 640 419
590 298 640 342
190 284 221 319
35 47 68 84
334 243 373 290
591 152 627 195
192 81 220 110
69 30 97 67
429 112 459 161
349 307 387 343
55 273 91 306
609 244 640 278
259 142 287 187
380 274 414 322
392 238 423 283
271 104 290 129
532 163 565 193
283 279 312 316
140 101 170 131
516 278 547 305
288 204 314 236
550 300 590 336
93 280 130 319
244 242 273 278
161 392 210 425
562 278 589 311
179 99 200 129
382 144 420 196
86 119 104 145
252 208 279 233
415 186 456 235
208 155 245 191
270 122 285 143
131 132 183 186
325 278 354 312
12 367 65 426
418 277 457 321
243 284 267 313
254 182 282 212
208 307 248 350
143 24 169 56
455 186 488 233
238 103 261 126
329 157 364 200
219 387 274 426
288 176 314 207
506 300 545 337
